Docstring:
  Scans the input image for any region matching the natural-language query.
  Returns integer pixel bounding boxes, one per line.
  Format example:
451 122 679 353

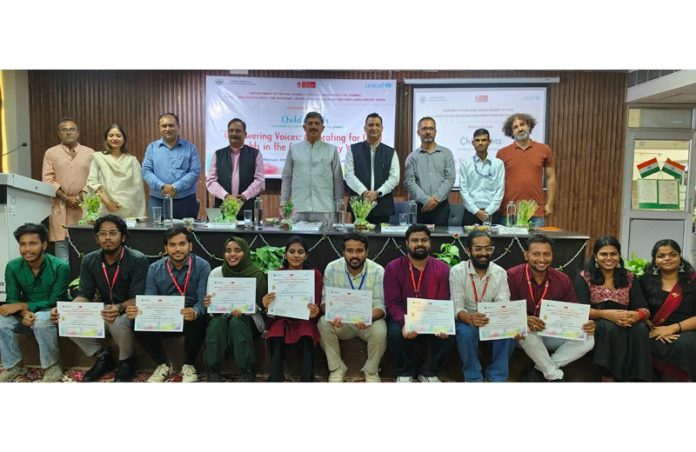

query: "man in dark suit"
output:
344 113 400 225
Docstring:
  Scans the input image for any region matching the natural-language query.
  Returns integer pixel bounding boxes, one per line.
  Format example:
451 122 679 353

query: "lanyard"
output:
166 255 193 296
525 264 549 315
469 263 491 303
345 264 367 290
101 247 125 303
408 260 428 297
473 155 493 178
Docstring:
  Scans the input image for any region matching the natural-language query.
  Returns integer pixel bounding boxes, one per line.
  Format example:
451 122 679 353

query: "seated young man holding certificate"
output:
508 234 595 382
450 230 516 382
51 215 149 382
0 223 69 382
384 224 454 382
318 232 387 382
126 226 211 382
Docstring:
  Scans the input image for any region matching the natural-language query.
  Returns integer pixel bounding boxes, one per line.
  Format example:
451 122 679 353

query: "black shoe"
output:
83 350 115 382
115 358 136 382
207 370 221 382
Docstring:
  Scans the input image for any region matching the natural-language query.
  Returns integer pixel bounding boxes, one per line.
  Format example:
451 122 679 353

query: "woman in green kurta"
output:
203 237 267 382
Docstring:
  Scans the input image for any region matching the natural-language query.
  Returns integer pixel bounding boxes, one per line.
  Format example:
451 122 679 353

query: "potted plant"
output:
625 252 648 277
279 200 294 230
250 245 285 272
349 196 376 230
434 234 461 267
78 194 101 225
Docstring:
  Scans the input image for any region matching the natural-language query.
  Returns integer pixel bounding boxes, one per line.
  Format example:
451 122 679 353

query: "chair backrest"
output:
448 203 464 226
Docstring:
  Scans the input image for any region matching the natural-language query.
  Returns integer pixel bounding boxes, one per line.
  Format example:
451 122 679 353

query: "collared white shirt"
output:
459 153 505 216
449 260 510 316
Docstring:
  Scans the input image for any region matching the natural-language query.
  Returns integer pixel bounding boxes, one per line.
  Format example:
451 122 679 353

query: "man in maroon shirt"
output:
384 224 454 382
507 234 595 381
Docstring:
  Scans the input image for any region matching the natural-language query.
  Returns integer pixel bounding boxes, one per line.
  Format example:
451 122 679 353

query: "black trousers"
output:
268 336 315 382
416 200 450 226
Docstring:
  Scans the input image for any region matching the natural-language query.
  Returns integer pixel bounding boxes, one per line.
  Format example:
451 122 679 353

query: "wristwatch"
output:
377 191 383 197
117 303 125 315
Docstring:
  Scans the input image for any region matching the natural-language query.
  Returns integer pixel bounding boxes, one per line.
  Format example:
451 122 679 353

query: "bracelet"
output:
677 322 682 333
636 310 646 320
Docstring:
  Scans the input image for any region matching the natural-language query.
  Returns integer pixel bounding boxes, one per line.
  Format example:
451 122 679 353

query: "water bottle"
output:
408 200 418 225
506 201 516 227
163 194 174 226
254 197 263 229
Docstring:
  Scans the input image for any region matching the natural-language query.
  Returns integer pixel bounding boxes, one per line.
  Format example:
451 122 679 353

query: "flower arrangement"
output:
78 194 101 225
349 196 375 229
515 199 539 227
279 200 294 230
220 197 241 223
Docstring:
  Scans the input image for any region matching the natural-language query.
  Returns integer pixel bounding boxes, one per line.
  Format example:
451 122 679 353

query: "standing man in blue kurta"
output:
142 113 202 219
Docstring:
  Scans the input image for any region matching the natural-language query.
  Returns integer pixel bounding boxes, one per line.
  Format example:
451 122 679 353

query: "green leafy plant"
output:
516 199 539 227
78 194 101 225
220 197 241 222
250 245 285 272
625 252 648 277
434 241 461 267
349 196 375 228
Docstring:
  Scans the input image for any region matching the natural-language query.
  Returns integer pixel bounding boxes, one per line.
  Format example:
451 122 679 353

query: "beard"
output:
514 131 529 141
471 257 490 270
408 247 429 260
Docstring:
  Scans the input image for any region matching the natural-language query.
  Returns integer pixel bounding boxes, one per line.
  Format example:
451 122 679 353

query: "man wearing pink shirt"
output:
206 118 265 220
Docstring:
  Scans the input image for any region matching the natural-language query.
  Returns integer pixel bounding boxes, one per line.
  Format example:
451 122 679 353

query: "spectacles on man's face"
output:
96 230 120 238
59 128 78 134
472 246 495 253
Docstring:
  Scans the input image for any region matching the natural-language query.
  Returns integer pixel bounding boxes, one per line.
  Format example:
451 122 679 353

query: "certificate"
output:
134 295 185 332
267 270 314 320
538 299 590 341
324 287 373 325
57 301 105 338
207 277 256 314
404 297 455 335
478 300 527 341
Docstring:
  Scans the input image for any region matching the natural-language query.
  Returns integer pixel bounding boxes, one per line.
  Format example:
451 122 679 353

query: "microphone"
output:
0 142 28 158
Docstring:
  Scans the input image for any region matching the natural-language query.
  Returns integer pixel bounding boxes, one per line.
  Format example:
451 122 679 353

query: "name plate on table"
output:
292 221 323 232
205 223 238 229
495 226 530 235
380 225 409 234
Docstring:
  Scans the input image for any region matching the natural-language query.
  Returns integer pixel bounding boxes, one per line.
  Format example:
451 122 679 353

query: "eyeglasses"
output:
59 128 78 134
472 246 495 253
96 231 120 238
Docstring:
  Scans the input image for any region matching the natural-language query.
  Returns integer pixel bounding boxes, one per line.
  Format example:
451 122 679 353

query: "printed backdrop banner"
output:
205 76 397 178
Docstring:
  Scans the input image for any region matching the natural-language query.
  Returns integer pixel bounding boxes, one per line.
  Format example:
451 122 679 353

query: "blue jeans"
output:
0 311 59 369
455 321 515 382
386 317 455 377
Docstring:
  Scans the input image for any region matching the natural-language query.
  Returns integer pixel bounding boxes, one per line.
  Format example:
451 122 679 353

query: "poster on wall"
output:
205 76 397 178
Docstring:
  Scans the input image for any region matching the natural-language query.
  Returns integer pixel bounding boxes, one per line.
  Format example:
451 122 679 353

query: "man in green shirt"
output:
0 223 69 382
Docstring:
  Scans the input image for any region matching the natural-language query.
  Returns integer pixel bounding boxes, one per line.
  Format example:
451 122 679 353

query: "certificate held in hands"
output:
207 277 256 314
267 270 315 320
538 299 590 341
57 301 105 338
405 297 455 335
325 287 373 325
135 295 185 332
478 299 528 341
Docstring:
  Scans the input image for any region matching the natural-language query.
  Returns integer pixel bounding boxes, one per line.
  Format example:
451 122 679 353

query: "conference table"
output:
66 223 590 279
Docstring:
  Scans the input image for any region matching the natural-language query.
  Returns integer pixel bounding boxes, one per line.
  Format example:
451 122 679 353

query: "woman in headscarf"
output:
203 236 267 382
262 236 321 382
